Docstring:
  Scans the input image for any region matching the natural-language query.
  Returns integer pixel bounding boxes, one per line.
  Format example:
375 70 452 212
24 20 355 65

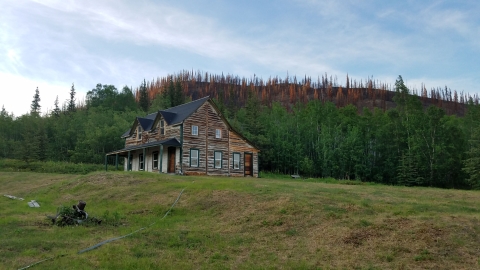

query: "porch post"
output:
115 154 118 170
180 123 184 173
128 151 131 171
159 145 163 173
105 155 108 171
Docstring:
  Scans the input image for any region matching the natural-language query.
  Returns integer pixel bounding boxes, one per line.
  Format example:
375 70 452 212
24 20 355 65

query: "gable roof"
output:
160 96 210 125
137 117 153 130
123 96 210 138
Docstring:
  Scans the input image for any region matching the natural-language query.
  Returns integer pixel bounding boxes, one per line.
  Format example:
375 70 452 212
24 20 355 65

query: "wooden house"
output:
106 97 259 177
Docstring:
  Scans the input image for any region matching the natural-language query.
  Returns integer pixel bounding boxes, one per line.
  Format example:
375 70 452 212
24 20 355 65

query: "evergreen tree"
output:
52 96 61 117
139 79 149 112
173 80 184 107
31 87 41 115
68 83 76 113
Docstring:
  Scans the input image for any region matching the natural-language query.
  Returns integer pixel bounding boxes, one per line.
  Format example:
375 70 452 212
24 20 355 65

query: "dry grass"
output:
1 171 480 269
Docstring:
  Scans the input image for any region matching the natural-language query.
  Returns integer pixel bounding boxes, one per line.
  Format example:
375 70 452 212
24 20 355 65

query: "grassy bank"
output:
1 171 479 269
0 159 109 174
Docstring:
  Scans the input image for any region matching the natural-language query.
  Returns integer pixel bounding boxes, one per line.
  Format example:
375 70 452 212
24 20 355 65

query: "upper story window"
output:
160 120 165 135
137 126 142 140
192 125 198 136
215 129 221 139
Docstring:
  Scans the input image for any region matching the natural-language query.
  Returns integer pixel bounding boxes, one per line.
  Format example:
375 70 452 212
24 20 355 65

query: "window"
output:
190 149 199 167
160 120 165 135
137 126 142 140
192 125 198 136
215 129 221 139
152 152 159 170
214 151 222 168
233 152 240 170
139 153 144 170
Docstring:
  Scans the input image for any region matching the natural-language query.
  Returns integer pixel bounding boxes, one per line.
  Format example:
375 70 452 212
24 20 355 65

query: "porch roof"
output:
106 138 181 156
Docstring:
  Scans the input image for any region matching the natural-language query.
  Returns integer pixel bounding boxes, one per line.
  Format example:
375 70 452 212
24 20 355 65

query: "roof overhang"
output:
106 138 181 156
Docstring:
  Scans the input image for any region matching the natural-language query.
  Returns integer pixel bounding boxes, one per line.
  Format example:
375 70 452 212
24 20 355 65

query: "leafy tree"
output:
31 87 41 115
463 127 480 189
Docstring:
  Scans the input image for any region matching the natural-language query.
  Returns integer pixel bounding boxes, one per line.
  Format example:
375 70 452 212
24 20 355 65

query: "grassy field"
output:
1 172 480 269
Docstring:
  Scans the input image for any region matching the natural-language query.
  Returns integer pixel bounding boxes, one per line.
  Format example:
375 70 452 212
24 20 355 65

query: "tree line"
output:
1 73 479 189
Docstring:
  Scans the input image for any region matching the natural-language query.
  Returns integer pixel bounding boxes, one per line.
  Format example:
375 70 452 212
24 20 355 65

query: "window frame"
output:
152 151 159 170
192 125 198 136
214 151 222 169
215 129 221 139
139 153 144 171
190 149 199 167
160 120 165 135
233 152 240 170
137 126 142 140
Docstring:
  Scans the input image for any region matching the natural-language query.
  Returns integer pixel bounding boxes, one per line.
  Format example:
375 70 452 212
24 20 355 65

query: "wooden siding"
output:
121 99 259 177
182 102 208 175
229 131 259 177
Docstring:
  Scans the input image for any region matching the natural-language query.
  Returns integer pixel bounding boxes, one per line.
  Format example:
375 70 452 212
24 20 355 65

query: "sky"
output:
1 0 479 116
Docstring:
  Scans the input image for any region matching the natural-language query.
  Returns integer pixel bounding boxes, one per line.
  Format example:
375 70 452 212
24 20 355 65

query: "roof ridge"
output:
161 95 210 112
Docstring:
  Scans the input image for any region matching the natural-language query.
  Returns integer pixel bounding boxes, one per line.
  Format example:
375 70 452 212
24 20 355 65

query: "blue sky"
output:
1 0 479 116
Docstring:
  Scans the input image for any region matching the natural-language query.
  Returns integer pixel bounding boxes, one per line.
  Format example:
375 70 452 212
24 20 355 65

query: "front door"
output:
244 153 253 176
168 147 176 173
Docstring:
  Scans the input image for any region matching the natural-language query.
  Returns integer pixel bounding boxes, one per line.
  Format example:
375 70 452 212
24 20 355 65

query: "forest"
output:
1 71 479 189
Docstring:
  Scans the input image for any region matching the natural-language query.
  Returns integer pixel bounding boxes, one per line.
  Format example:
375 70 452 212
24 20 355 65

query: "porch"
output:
105 138 181 173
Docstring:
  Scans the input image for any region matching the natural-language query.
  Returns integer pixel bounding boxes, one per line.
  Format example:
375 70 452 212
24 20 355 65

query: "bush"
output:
0 159 110 174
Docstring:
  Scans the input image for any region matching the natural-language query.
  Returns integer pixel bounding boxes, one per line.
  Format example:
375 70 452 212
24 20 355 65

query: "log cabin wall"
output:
182 102 208 175
117 98 259 177
205 102 229 176
157 120 181 142
229 131 259 177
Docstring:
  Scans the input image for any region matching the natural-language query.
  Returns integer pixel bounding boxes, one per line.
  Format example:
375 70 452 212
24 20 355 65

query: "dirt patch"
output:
343 228 379 247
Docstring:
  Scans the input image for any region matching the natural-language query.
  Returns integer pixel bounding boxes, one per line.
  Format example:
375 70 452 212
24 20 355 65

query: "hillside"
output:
141 71 478 116
2 172 480 269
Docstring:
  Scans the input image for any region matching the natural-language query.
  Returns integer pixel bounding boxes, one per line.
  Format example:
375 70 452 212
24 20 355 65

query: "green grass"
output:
0 159 110 174
1 171 480 269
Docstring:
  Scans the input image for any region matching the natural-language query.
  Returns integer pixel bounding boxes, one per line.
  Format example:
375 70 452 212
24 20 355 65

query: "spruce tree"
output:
30 87 41 115
173 80 184 107
68 83 76 113
139 79 149 112
52 95 61 117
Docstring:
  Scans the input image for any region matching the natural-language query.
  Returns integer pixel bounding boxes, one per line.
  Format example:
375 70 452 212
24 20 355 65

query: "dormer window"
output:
160 120 165 135
137 126 142 140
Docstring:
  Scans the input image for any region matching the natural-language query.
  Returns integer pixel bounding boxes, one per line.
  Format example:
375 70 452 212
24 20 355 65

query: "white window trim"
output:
192 125 198 136
215 129 221 139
